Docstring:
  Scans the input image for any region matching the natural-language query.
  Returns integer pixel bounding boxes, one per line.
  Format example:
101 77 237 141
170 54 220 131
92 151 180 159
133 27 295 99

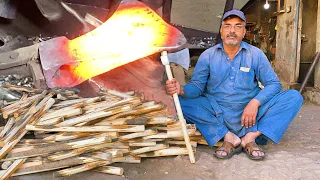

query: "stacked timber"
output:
0 84 213 179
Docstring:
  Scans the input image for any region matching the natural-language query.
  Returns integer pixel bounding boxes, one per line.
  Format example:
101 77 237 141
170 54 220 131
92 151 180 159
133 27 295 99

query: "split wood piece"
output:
142 133 168 139
1 84 42 94
0 158 26 180
138 147 195 157
20 98 55 129
140 109 168 118
83 97 136 112
17 138 54 145
95 117 149 126
129 141 157 147
39 107 82 121
26 125 145 133
52 98 91 107
98 142 129 149
0 129 27 159
90 152 112 161
19 161 43 169
48 101 85 112
165 140 197 147
82 99 120 111
0 117 15 138
167 129 196 138
56 105 131 127
92 166 124 176
112 156 141 163
46 141 121 161
130 144 169 155
56 94 67 100
43 132 118 142
1 161 13 170
0 157 97 177
0 91 48 145
147 117 175 125
104 90 133 98
2 93 41 118
13 108 28 118
36 117 63 126
126 137 165 142
154 123 196 131
6 136 112 160
54 160 111 177
91 150 123 158
119 129 157 141
107 104 164 120
0 94 40 115
97 149 126 157
29 92 55 114
133 101 156 109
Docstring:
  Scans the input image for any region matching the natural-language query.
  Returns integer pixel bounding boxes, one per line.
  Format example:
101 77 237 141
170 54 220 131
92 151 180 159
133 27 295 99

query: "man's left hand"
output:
241 99 261 128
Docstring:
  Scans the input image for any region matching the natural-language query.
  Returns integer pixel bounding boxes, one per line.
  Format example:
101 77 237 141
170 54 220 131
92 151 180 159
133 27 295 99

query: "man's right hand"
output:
165 78 183 96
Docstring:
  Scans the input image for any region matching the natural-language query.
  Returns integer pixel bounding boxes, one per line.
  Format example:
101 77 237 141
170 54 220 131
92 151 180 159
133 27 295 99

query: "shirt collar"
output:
217 41 248 51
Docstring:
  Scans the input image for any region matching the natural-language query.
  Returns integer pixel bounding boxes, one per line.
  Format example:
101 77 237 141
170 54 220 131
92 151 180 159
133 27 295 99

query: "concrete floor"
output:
11 101 320 180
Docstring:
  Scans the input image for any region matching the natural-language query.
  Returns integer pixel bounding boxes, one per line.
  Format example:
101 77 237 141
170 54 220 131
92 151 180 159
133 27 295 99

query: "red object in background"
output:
39 0 186 88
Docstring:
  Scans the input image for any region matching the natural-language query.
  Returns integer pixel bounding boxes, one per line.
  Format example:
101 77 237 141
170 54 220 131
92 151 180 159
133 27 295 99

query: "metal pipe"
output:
216 0 235 44
293 0 301 82
299 52 320 93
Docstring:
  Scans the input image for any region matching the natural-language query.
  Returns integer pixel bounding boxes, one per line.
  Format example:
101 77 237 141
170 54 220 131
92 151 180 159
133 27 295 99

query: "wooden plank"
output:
92 166 123 176
129 142 157 147
0 117 15 138
26 125 145 133
54 161 110 177
0 158 26 180
130 144 169 155
119 129 157 141
137 147 194 157
56 105 131 127
0 157 97 177
6 136 112 160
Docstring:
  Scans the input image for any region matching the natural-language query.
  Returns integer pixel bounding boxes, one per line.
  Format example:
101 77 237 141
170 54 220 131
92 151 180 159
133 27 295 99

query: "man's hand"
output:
165 78 183 96
241 99 261 128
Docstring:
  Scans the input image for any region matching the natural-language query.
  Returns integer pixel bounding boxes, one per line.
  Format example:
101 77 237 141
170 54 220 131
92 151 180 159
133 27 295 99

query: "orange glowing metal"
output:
39 0 186 88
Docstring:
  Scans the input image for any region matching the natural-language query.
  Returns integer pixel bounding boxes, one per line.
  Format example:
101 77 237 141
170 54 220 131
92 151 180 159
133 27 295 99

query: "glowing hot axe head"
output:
39 0 186 88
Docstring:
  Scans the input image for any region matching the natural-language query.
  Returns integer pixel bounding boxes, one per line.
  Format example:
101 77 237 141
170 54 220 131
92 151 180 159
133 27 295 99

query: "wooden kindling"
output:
6 136 112 160
92 166 124 176
26 125 145 133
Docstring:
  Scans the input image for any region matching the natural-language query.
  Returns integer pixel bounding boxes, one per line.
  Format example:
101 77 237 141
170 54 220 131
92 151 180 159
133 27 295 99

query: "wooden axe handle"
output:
161 51 195 163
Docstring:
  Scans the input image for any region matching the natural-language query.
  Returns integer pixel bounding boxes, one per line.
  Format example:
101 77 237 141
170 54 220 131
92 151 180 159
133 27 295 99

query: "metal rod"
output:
299 52 320 93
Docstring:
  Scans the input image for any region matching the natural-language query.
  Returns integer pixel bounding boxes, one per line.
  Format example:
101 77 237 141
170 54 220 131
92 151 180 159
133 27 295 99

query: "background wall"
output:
171 0 249 33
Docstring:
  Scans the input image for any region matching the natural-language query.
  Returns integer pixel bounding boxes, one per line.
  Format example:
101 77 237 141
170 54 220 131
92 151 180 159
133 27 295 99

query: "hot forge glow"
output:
55 0 185 86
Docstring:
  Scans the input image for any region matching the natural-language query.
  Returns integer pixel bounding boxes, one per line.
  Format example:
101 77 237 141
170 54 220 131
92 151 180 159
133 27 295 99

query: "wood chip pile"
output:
0 84 211 179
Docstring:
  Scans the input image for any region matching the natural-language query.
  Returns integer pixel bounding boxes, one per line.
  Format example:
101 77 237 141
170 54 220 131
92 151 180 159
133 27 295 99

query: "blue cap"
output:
222 9 246 24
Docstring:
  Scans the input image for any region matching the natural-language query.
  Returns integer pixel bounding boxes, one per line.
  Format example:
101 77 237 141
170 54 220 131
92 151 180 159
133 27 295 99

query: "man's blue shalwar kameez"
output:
179 42 303 147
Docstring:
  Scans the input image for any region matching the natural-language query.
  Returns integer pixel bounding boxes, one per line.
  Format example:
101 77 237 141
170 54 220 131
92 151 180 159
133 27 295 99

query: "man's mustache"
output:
227 34 237 38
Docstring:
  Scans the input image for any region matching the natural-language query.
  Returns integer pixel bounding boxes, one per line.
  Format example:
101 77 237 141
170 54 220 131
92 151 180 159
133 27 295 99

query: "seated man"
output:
165 9 303 160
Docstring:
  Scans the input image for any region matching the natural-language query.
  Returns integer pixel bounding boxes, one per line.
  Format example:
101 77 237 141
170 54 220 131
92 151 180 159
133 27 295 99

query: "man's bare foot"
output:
241 131 265 159
215 132 241 157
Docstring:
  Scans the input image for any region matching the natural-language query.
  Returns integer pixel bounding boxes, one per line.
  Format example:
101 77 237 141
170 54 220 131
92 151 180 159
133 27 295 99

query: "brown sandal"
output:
243 141 266 160
214 141 242 159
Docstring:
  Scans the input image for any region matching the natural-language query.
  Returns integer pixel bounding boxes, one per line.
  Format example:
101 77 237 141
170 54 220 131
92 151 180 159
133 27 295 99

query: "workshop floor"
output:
12 102 320 180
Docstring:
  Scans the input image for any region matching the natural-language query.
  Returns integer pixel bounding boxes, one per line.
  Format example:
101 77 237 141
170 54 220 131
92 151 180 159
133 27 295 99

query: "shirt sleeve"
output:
254 51 282 105
181 50 211 98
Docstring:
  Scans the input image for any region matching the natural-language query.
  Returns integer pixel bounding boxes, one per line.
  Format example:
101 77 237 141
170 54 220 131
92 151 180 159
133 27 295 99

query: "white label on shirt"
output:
240 67 250 72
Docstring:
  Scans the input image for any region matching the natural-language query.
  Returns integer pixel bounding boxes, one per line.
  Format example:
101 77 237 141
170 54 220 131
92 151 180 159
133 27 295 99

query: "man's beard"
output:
222 33 241 46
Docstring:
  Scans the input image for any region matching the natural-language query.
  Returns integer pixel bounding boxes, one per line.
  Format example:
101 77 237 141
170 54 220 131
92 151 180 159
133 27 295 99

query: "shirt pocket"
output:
235 70 256 90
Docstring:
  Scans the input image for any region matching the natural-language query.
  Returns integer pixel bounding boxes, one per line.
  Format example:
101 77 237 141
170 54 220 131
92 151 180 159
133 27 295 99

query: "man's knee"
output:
282 90 303 105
